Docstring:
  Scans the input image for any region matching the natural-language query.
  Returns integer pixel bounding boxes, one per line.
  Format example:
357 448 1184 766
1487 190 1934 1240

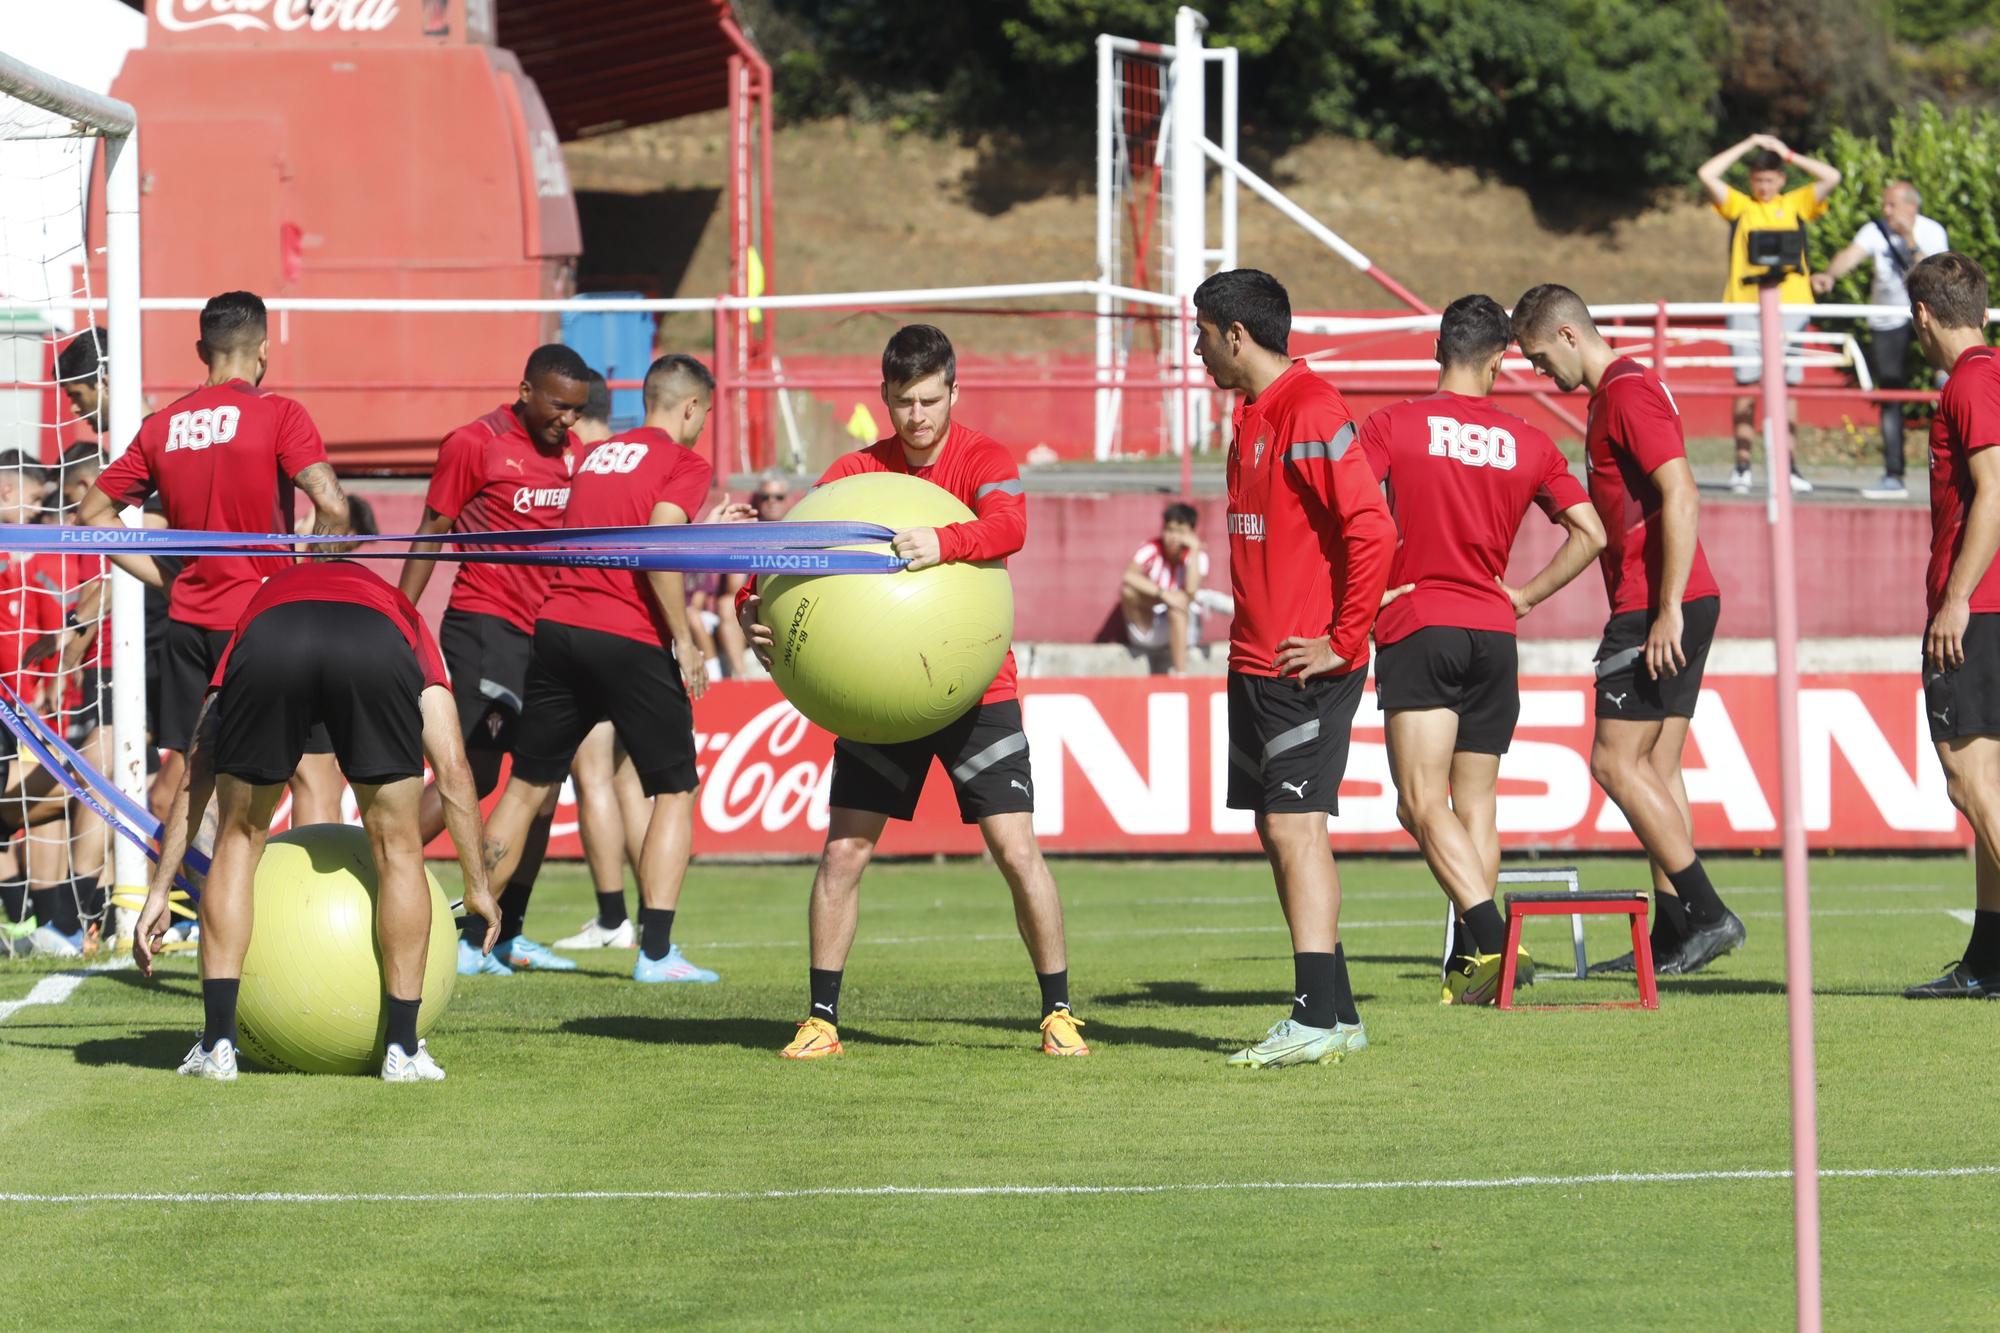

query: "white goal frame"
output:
0 51 149 906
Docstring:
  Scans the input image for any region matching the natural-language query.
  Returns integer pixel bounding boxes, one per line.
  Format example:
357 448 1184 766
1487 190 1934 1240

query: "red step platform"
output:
1499 891 1658 1011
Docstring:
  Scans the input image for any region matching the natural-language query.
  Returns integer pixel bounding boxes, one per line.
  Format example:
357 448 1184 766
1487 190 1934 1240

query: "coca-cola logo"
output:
698 701 831 835
158 0 402 35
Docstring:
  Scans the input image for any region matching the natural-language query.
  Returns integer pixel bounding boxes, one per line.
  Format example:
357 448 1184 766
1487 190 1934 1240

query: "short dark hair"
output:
56 327 106 384
882 324 956 387
1192 269 1291 355
523 343 592 386
1747 150 1786 174
1437 294 1511 368
345 495 379 537
643 353 715 411
1163 501 1198 528
199 292 267 355
60 441 104 472
581 369 612 424
1908 252 1989 331
1510 283 1593 343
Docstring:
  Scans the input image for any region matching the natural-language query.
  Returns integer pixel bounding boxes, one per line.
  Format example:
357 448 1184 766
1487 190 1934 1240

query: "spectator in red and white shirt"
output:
1513 282 1742 978
739 324 1089 1061
1196 268 1394 1067
1905 252 2000 998
1118 501 1233 675
482 354 744 988
1359 294 1603 1001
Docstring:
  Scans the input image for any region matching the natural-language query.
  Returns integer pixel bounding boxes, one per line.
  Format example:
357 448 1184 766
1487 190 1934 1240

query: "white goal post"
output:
0 51 149 922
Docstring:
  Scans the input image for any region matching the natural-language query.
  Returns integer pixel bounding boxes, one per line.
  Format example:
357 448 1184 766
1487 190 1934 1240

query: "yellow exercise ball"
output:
233 823 457 1075
760 471 1014 744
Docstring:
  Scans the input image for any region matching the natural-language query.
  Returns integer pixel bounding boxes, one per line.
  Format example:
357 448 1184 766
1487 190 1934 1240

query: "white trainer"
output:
381 1040 446 1083
554 915 635 950
177 1037 239 1081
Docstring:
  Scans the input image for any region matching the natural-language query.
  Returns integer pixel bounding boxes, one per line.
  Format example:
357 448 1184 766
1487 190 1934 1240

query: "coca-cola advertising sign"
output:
385 674 1968 859
151 0 486 44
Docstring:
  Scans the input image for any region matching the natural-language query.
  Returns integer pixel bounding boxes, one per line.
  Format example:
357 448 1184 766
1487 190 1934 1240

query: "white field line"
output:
1138 883 1974 908
3 1164 1994 1207
0 958 131 1024
1946 909 1977 925
694 906 1967 952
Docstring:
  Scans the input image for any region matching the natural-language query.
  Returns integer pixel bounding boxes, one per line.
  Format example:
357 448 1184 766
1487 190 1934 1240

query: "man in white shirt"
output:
1814 180 1949 500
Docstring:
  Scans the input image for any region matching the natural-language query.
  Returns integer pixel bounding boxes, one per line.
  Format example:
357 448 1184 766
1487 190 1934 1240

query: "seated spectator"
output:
1119 502 1233 675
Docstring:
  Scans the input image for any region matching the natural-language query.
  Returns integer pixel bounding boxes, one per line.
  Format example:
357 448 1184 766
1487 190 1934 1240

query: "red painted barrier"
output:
321 674 1958 860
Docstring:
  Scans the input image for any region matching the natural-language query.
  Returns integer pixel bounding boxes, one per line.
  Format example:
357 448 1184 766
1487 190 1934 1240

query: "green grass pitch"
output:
2 854 1995 1328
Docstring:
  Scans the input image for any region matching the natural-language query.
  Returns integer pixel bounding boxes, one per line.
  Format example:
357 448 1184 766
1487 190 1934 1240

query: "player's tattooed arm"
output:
135 696 217 975
1929 448 2000 672
1644 457 1700 679
646 499 708 701
294 462 351 538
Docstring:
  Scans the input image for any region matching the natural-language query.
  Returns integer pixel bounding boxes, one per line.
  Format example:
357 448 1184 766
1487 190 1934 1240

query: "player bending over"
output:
1195 269 1394 1068
480 355 735 985
740 324 1089 1059
1358 294 1605 1003
1511 284 1744 975
134 560 498 1082
400 344 588 977
1906 253 2000 998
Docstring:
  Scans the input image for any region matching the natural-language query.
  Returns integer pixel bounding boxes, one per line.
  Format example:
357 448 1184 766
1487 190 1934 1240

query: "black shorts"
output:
1924 613 2000 743
439 608 534 750
163 617 331 757
1374 627 1521 755
1226 669 1366 814
1594 595 1721 723
511 621 697 796
213 602 426 786
831 700 1034 824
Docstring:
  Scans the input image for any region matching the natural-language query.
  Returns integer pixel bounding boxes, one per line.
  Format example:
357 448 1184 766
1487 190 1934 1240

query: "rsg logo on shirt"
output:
1426 416 1516 470
164 406 241 453
511 486 570 515
578 441 651 476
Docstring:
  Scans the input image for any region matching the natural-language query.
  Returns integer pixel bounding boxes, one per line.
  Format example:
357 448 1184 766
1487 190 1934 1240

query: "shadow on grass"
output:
100 969 202 1000
1091 979 1378 1010
68 1027 191 1069
562 1014 923 1050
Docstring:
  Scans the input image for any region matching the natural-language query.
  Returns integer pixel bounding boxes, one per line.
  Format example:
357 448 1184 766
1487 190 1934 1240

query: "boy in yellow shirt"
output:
1696 132 1843 494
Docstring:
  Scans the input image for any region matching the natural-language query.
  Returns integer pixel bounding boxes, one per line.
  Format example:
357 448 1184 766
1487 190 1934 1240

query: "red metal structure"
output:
91 1 769 470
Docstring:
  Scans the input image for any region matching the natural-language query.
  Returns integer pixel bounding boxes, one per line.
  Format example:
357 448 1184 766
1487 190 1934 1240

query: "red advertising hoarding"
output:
383 673 1961 859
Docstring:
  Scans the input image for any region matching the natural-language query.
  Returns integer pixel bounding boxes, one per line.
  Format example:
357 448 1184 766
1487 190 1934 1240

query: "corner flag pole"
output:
1760 280 1822 1331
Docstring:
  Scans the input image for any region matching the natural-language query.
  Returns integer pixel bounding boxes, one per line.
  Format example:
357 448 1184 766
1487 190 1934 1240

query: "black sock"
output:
596 891 629 931
25 886 53 929
48 884 81 936
497 880 533 944
1666 859 1726 927
1037 969 1070 1019
72 877 106 926
639 907 675 962
809 967 843 1024
1 876 26 924
1331 944 1361 1026
1291 952 1339 1028
1462 900 1506 956
383 995 421 1053
1965 909 2000 976
1446 915 1475 971
201 978 240 1051
1652 889 1690 952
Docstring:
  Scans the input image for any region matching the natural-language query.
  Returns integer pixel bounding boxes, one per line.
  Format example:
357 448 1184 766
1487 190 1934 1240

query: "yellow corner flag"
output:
747 246 766 326
845 402 879 443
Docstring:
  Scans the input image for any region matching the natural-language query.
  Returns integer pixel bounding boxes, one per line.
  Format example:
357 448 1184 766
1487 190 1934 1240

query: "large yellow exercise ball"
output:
759 471 1014 744
233 823 457 1075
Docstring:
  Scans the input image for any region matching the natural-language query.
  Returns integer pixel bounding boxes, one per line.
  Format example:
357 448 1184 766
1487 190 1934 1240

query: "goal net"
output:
0 52 148 956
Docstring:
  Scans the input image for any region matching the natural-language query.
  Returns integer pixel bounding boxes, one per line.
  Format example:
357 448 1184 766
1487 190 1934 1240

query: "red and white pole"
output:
1759 281 1822 1331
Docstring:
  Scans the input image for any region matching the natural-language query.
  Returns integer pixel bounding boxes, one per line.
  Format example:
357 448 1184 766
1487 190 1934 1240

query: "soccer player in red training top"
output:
79 292 351 813
1193 269 1395 1068
739 324 1090 1060
400 344 588 979
1905 252 2000 997
133 558 499 1082
481 355 739 985
1358 295 1606 1004
1511 284 1745 975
